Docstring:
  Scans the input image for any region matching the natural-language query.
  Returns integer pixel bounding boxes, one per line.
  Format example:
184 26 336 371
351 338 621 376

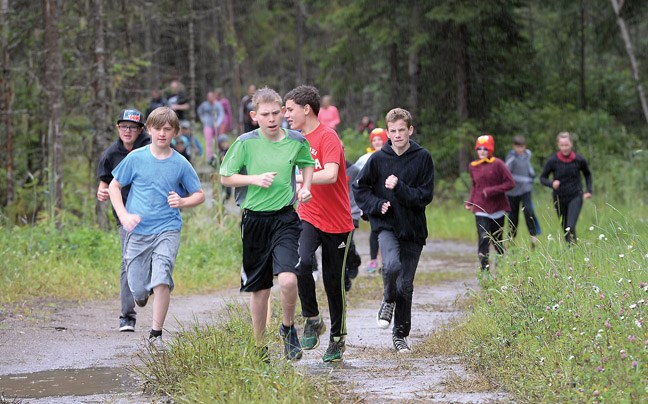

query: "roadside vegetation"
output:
422 200 648 402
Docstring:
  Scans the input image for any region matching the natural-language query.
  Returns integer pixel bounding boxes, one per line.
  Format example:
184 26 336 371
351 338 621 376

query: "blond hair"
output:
252 87 283 111
556 131 573 143
146 106 180 133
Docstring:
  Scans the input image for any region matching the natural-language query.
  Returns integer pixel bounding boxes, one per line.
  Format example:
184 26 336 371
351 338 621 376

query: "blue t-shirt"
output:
112 145 202 235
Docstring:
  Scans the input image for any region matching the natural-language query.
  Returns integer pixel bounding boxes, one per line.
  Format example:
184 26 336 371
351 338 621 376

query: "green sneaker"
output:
301 316 326 350
322 337 346 363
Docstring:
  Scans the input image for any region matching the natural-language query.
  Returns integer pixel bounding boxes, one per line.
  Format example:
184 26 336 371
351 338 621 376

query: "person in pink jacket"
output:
465 134 515 274
317 95 341 130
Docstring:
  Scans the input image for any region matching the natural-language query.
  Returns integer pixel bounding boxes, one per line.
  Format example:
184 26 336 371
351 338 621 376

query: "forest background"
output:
0 0 647 226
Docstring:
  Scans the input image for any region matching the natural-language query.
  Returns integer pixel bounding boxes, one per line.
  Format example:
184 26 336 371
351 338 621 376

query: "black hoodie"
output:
353 140 434 245
97 131 151 223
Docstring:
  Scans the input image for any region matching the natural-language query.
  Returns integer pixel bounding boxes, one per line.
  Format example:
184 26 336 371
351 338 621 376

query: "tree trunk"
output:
225 0 241 102
0 0 14 206
188 0 196 121
93 0 111 230
610 0 648 125
579 0 587 110
389 43 399 104
456 23 470 174
43 0 64 227
295 0 305 85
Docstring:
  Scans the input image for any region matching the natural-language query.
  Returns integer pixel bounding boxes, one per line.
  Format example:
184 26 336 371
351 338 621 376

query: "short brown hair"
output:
512 135 526 146
385 108 412 128
146 106 180 133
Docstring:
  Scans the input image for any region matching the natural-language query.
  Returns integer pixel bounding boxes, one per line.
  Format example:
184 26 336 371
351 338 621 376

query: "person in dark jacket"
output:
353 107 434 354
540 131 592 244
465 134 515 273
96 108 150 332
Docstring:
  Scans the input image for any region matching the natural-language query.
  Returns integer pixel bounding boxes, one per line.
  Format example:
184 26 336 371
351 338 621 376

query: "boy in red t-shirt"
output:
285 85 354 363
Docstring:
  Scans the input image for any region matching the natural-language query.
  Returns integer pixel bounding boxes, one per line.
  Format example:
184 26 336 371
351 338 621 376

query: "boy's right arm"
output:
221 172 277 188
108 179 141 232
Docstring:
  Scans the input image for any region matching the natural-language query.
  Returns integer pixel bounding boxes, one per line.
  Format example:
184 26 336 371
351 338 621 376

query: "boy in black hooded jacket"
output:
353 107 434 353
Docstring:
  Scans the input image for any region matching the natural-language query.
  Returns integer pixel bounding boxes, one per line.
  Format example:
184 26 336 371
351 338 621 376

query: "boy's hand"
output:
552 180 560 190
97 187 110 202
297 186 312 203
381 201 391 214
254 172 277 188
168 191 183 208
120 213 141 232
385 174 398 190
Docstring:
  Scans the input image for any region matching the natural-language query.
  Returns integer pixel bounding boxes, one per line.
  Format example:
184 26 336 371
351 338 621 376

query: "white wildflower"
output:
547 234 553 241
538 317 544 322
635 319 642 328
584 257 590 263
619 254 625 258
629 304 637 309
553 304 560 310
599 234 605 241
569 355 575 361
593 285 600 293
617 278 623 284
589 226 594 231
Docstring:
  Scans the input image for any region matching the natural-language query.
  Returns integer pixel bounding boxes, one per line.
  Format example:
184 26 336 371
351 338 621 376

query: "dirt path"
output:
0 230 508 403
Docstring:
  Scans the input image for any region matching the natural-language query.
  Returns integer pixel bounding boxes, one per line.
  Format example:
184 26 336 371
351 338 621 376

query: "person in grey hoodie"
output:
505 135 540 246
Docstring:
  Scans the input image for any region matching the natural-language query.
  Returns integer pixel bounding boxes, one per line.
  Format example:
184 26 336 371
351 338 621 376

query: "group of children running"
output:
97 84 592 363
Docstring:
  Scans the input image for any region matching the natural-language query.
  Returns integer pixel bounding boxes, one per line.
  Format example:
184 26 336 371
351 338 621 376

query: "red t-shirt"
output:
298 124 354 233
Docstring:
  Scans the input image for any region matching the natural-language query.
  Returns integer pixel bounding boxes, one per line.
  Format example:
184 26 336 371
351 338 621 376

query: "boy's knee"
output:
130 284 150 301
278 272 298 290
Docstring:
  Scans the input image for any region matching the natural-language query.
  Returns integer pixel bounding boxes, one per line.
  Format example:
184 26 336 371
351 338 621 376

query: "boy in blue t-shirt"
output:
109 106 205 350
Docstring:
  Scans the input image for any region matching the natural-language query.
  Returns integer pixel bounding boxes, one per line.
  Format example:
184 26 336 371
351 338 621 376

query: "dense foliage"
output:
0 0 647 225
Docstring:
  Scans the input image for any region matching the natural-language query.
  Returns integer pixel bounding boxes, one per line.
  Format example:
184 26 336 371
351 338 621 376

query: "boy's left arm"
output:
168 189 205 209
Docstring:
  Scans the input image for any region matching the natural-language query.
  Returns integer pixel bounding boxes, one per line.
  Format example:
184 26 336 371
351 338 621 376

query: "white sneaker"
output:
148 335 167 352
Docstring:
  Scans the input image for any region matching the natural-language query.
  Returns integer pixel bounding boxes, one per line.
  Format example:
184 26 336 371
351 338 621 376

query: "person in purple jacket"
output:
540 131 592 244
465 134 515 273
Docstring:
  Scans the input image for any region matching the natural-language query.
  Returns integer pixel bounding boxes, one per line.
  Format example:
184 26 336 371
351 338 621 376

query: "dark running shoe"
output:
392 335 412 353
280 324 303 361
347 266 359 279
134 296 148 308
345 276 352 292
301 316 326 350
377 300 396 329
119 317 135 332
323 337 346 363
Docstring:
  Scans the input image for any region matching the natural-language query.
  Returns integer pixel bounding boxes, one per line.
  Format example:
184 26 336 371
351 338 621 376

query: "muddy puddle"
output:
0 366 138 400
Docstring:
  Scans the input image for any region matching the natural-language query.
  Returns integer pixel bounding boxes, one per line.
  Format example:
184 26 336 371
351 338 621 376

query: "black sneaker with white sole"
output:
377 300 396 329
119 317 136 332
392 335 411 353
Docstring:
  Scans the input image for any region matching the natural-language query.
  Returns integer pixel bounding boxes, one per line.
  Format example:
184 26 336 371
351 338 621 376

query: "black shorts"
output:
240 206 301 292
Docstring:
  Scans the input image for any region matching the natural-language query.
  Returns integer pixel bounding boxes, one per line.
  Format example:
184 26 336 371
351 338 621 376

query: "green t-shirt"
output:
220 128 314 211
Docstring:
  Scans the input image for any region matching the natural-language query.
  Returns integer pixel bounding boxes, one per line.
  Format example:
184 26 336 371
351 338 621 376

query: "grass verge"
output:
422 203 647 401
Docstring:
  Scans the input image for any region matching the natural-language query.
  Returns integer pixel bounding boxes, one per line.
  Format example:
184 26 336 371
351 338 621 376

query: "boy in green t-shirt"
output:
220 87 314 361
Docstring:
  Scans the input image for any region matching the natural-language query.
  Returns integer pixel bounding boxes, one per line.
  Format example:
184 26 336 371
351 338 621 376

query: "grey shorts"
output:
124 230 180 301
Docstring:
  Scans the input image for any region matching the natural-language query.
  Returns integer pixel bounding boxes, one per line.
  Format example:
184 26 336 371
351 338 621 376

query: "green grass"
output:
422 202 648 402
0 206 242 303
135 303 341 403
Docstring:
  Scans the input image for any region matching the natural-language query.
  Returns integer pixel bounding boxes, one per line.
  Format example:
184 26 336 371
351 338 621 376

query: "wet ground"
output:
0 227 509 403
